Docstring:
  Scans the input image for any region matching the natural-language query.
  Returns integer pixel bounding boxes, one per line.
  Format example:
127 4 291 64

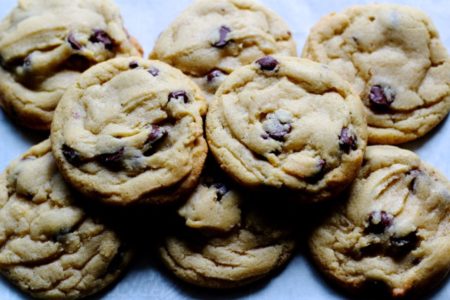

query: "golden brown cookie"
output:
310 145 450 298
206 56 367 202
51 57 207 206
0 0 142 130
0 140 132 299
303 4 450 144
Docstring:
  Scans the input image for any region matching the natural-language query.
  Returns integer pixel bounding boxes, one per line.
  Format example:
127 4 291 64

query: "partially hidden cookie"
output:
0 140 132 300
0 0 143 130
150 0 297 100
159 165 296 288
302 4 450 144
309 145 450 298
51 57 207 206
206 56 367 202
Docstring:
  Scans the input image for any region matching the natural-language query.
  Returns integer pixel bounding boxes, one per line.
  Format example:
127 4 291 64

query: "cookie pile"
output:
0 0 449 299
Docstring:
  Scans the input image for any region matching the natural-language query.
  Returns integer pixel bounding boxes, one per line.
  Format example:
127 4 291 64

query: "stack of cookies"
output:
0 0 449 299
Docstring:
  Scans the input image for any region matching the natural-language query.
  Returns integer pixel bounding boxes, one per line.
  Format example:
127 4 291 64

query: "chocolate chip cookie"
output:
0 0 143 130
309 145 450 298
206 56 367 202
0 140 132 299
51 57 208 206
159 166 295 288
150 0 297 100
303 4 450 144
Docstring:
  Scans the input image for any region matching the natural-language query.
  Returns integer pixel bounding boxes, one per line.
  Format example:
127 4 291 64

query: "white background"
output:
0 0 449 299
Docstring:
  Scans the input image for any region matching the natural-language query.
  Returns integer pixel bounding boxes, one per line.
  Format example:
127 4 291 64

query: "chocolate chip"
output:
89 29 114 51
52 227 73 243
68 33 82 50
168 90 189 103
96 147 124 168
407 169 422 193
390 231 419 256
148 67 159 77
211 183 229 201
262 113 292 141
366 211 393 234
212 26 232 48
206 69 225 83
143 125 167 156
339 127 358 153
306 159 327 183
62 144 83 166
256 56 279 71
106 245 126 273
129 61 139 69
369 85 395 111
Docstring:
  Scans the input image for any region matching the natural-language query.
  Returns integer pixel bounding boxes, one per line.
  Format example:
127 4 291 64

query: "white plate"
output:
0 0 449 299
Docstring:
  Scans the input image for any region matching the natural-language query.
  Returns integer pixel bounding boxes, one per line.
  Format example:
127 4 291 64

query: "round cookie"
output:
159 167 295 288
0 140 132 300
206 56 367 203
51 57 208 206
0 0 143 130
302 4 450 144
309 145 450 298
150 0 297 100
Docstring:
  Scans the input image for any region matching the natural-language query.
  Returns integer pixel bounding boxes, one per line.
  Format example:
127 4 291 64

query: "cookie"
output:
302 4 450 144
0 0 143 130
206 56 367 202
51 57 208 206
309 145 450 298
0 140 132 300
150 0 297 100
159 166 295 288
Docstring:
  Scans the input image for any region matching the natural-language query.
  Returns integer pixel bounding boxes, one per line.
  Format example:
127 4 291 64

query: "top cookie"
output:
206 56 367 202
51 57 207 206
303 4 450 144
0 0 142 130
150 0 297 100
0 140 132 300
309 145 450 298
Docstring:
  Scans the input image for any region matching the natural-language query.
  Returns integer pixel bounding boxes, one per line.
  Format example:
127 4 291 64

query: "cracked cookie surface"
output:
0 0 142 130
159 166 295 288
0 140 132 300
309 145 450 298
51 57 208 205
302 4 450 144
150 0 297 100
206 56 367 202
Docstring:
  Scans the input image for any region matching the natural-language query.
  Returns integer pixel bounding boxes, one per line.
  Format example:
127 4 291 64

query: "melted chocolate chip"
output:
89 29 114 51
129 61 139 69
211 183 229 201
62 144 83 166
407 169 422 192
306 159 327 183
369 85 395 111
68 33 82 50
52 227 73 243
206 69 225 82
212 26 232 48
96 148 124 168
106 245 126 273
390 231 419 256
339 127 358 153
256 56 279 71
366 211 393 234
262 113 292 141
148 67 159 77
144 125 167 156
168 90 189 103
